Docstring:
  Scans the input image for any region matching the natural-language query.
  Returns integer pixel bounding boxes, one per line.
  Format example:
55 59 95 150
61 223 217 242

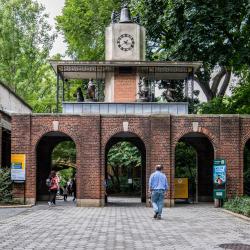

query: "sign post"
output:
213 159 226 207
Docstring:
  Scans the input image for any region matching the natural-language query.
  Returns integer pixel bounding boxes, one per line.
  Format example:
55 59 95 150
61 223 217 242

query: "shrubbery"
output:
223 196 250 217
0 168 12 203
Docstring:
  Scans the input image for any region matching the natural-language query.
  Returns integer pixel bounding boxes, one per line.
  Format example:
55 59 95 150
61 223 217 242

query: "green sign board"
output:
213 159 226 200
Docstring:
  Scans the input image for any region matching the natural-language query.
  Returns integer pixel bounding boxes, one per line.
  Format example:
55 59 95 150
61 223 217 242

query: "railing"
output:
62 102 188 115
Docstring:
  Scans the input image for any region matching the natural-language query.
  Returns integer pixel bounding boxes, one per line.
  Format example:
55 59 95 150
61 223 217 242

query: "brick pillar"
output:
11 115 33 204
150 115 172 206
77 116 102 207
219 116 241 198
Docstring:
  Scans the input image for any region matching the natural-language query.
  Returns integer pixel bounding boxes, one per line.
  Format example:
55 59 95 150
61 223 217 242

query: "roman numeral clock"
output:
105 13 145 61
117 34 135 51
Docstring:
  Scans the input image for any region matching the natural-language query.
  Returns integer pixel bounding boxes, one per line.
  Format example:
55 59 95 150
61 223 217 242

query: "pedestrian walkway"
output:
107 196 143 206
0 203 249 249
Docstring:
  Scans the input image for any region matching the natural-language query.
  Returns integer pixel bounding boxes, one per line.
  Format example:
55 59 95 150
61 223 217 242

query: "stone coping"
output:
10 113 250 118
221 208 250 222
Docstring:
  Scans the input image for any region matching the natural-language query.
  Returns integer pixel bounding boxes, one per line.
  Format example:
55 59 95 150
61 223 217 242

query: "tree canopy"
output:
131 0 250 101
56 0 121 60
0 0 56 112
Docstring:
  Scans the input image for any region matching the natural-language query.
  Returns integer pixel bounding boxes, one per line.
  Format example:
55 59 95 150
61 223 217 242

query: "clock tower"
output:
105 6 146 102
105 7 145 61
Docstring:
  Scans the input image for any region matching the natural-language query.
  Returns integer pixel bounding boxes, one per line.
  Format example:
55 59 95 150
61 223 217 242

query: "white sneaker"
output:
48 202 51 206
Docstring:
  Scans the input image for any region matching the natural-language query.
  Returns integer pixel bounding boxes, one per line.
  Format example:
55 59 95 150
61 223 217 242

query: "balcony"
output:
62 102 188 115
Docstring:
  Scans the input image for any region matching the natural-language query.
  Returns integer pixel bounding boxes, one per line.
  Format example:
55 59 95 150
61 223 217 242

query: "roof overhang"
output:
49 60 202 81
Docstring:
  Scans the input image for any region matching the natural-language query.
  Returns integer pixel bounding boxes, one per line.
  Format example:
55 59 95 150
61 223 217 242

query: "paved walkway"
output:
0 199 249 249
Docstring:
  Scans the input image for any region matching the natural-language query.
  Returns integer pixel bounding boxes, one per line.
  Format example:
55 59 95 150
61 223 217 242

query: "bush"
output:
223 196 250 217
0 168 12 203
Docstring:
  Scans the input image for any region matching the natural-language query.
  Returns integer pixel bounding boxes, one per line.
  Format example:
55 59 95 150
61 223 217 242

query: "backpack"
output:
46 178 51 187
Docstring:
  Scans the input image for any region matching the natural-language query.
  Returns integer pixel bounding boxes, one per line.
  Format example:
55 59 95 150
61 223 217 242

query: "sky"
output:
37 0 66 56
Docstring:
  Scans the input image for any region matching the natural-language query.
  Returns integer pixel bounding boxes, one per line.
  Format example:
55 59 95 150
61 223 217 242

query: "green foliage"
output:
56 0 121 60
52 141 76 169
107 141 141 194
198 97 230 114
223 196 250 217
0 0 56 112
58 167 75 187
198 68 250 114
175 142 196 180
0 168 12 203
131 0 250 100
108 141 141 169
229 70 250 114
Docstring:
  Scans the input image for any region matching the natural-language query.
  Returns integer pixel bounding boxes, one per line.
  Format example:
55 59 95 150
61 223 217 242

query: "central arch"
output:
105 131 146 205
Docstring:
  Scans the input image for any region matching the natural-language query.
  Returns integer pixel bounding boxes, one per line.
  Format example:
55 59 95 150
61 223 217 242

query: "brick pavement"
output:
0 199 249 250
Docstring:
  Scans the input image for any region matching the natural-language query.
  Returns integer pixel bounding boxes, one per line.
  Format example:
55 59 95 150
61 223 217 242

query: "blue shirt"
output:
149 170 168 191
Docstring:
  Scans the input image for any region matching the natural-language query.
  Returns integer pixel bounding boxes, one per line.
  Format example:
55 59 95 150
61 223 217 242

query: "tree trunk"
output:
111 165 120 193
218 70 231 97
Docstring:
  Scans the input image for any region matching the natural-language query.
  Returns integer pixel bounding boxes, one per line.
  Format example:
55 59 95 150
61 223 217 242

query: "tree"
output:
198 68 250 114
0 0 56 112
107 141 141 193
131 0 250 101
56 0 121 60
52 141 76 170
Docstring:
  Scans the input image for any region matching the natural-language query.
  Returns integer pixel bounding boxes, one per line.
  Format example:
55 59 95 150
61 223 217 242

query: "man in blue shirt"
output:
149 164 168 220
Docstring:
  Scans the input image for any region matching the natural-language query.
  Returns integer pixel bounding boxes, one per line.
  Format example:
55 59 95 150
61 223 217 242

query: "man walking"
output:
149 164 168 220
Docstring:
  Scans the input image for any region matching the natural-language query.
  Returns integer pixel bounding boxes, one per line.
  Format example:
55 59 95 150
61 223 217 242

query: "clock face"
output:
117 34 135 51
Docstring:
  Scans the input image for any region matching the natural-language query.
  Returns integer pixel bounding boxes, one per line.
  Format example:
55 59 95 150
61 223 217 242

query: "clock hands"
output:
117 34 135 51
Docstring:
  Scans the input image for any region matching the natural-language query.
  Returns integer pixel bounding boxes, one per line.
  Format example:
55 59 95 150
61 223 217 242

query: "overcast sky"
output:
37 0 66 56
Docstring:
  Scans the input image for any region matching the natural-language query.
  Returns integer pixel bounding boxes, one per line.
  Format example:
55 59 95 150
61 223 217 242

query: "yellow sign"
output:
174 178 188 199
11 154 26 181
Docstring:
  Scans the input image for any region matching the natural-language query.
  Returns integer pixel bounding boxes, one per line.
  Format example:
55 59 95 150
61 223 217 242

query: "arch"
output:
105 131 146 153
173 129 216 154
173 131 215 153
104 131 147 205
35 130 77 203
34 130 78 151
173 131 215 203
103 128 147 150
243 139 250 196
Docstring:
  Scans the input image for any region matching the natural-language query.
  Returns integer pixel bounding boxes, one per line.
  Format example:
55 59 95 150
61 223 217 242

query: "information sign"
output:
11 154 26 182
174 178 188 199
213 159 226 199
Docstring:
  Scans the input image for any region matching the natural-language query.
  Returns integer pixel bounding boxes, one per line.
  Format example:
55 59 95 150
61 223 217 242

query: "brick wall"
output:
114 72 137 102
10 114 250 205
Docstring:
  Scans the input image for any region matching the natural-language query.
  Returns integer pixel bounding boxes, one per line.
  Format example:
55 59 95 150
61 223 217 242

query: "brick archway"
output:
243 138 250 195
104 131 147 204
35 131 77 202
172 131 215 203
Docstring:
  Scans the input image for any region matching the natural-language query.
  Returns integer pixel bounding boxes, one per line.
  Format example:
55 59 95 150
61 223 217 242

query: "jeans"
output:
49 189 57 204
151 189 165 215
